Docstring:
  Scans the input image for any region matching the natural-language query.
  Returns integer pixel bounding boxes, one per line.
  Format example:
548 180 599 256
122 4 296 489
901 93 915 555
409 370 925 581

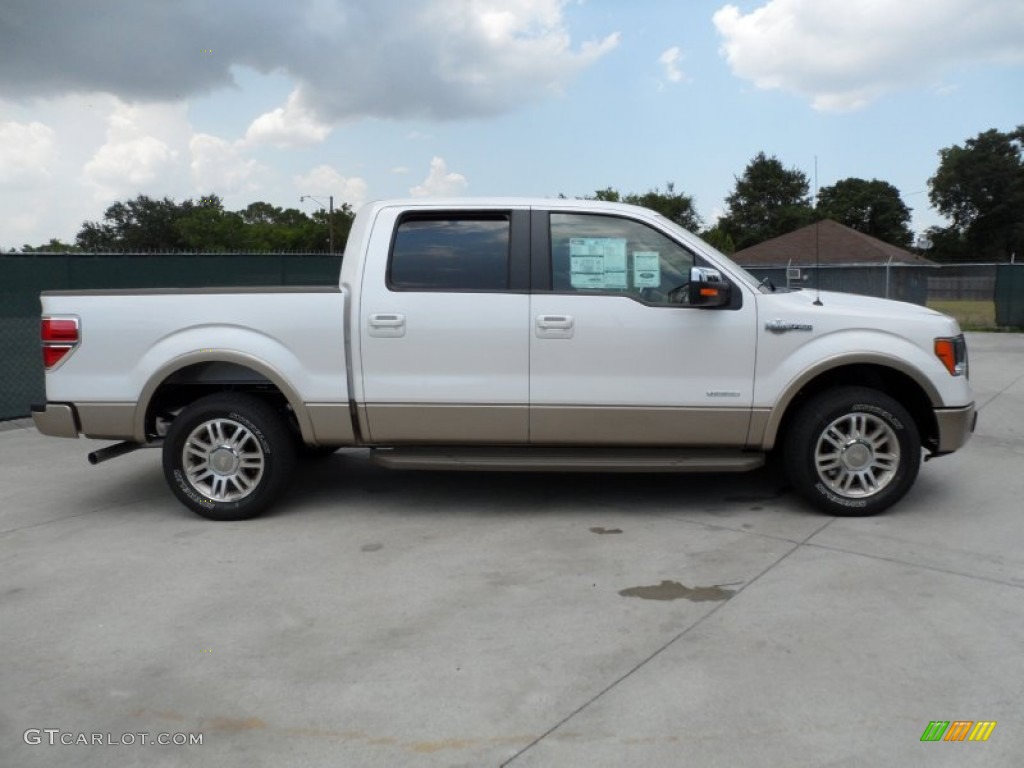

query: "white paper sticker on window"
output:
633 251 661 288
570 238 627 290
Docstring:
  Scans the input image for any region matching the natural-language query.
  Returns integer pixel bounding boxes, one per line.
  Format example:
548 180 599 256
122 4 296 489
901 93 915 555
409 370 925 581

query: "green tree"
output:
623 183 704 232
816 178 913 247
238 201 334 251
176 195 248 251
718 152 814 250
76 195 195 251
584 183 704 231
700 225 736 255
590 187 622 202
20 238 80 253
929 126 1024 261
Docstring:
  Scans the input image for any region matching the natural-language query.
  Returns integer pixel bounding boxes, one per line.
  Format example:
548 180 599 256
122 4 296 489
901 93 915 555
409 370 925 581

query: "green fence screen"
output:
995 264 1024 327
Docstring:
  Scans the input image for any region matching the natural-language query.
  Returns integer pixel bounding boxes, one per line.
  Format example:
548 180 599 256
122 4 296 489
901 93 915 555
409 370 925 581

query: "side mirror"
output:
688 267 731 308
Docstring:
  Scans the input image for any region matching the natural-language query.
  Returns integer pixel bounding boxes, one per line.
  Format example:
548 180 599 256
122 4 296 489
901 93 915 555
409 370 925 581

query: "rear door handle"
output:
368 313 406 338
536 314 574 339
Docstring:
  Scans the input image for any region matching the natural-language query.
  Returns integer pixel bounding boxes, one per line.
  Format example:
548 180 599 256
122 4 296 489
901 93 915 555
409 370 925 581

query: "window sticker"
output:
569 237 627 289
633 251 661 288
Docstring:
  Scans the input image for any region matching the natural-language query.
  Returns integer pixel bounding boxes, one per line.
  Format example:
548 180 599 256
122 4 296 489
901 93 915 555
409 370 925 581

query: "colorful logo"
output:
920 721 996 742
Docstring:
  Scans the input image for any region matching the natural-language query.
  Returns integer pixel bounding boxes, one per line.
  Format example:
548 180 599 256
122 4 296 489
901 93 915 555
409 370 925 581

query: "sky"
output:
1 0 1022 251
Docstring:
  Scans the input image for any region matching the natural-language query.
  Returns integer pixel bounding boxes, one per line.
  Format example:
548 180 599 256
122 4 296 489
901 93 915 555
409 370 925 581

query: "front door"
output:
529 210 757 446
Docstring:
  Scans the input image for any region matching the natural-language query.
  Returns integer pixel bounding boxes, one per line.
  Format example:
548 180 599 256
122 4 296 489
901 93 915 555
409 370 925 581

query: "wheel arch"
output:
762 357 941 454
135 351 314 444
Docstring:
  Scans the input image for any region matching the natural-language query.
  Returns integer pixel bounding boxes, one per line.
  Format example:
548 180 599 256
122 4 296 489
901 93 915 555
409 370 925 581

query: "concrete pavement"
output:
1 332 1022 767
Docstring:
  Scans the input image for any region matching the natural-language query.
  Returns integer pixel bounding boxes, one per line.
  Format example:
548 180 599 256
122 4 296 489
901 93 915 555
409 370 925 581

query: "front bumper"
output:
933 402 976 455
31 403 80 439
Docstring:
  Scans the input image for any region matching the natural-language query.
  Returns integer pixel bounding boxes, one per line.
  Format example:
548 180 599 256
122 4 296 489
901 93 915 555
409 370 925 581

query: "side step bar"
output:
370 447 765 473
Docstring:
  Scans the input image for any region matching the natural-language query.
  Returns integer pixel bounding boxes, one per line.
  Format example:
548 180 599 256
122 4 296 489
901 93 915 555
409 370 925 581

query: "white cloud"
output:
82 102 190 199
294 164 369 209
0 120 56 183
410 157 468 197
244 89 332 148
713 0 1024 111
659 47 686 84
0 1 618 123
190 133 262 195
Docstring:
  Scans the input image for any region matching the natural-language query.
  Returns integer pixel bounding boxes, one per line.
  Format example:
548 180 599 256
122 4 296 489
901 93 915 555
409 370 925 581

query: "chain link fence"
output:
0 252 340 421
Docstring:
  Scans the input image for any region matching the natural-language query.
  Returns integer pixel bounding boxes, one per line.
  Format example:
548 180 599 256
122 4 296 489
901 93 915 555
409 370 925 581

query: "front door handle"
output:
368 313 406 338
536 314 574 339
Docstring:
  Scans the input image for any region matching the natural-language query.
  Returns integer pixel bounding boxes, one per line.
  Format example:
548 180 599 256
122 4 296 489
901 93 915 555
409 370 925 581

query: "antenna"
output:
813 155 822 306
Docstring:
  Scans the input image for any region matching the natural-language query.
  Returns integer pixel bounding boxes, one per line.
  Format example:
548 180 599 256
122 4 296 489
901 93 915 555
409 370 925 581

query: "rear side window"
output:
389 214 510 291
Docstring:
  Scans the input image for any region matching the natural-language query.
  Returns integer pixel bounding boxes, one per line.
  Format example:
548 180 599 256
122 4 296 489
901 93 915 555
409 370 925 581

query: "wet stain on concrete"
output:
589 527 623 535
131 708 531 752
412 738 476 753
204 716 268 731
618 580 736 602
361 543 384 552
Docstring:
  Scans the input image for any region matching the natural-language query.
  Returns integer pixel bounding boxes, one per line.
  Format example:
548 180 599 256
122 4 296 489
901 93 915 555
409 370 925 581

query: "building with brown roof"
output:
732 219 935 267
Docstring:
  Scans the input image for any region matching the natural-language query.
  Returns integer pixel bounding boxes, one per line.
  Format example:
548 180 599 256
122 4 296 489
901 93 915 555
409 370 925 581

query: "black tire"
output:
162 393 296 521
782 386 920 516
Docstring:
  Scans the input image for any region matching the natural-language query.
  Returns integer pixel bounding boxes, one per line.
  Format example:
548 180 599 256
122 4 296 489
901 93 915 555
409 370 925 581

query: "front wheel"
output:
783 387 921 516
162 393 296 520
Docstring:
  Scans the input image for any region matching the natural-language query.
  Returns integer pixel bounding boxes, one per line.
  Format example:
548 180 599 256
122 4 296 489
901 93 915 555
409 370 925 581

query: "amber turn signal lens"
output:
934 336 967 376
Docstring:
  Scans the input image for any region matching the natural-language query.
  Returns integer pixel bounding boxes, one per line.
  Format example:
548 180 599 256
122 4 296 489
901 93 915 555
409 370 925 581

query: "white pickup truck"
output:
32 198 975 520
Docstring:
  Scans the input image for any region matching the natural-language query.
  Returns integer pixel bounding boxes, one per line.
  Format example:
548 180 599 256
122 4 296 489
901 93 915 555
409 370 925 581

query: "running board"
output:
370 447 765 473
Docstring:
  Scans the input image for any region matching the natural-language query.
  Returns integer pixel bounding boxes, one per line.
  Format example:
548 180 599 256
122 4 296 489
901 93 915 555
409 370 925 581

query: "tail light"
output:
41 316 80 370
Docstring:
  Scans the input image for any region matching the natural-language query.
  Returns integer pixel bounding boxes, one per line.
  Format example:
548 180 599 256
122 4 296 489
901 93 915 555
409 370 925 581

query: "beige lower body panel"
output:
363 404 754 447
363 404 529 444
31 404 80 438
934 402 976 453
305 403 357 445
77 403 137 440
746 408 773 449
530 406 753 447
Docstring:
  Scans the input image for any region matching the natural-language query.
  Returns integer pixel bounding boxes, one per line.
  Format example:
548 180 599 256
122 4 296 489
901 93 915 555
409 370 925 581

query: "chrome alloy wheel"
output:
813 412 900 498
182 418 265 502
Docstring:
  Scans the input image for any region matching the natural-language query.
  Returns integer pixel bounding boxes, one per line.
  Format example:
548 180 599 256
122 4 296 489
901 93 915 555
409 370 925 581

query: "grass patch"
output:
927 299 997 330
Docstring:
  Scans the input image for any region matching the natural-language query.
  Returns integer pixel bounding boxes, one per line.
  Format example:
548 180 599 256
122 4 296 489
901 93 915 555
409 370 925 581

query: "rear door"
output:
529 209 758 445
357 206 531 443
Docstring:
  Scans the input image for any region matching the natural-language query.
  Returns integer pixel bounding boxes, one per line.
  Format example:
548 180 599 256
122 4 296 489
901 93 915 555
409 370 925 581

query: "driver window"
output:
550 213 698 303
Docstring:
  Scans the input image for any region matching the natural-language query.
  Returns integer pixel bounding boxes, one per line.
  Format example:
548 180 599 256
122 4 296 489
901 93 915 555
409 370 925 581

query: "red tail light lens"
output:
43 345 74 368
42 318 80 343
41 316 80 369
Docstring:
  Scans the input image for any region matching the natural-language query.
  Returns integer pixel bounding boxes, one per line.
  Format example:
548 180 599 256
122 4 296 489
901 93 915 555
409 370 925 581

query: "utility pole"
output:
300 195 335 253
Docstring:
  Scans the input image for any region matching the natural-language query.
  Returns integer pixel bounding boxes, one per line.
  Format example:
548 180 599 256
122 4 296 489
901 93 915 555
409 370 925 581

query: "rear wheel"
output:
162 393 295 520
783 387 920 516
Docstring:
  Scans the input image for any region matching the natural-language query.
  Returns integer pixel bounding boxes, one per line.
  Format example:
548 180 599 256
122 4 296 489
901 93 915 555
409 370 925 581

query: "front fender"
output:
754 329 968 450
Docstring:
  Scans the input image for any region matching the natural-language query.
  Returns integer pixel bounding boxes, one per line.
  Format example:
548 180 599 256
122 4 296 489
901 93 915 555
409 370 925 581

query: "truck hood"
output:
757 288 955 328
